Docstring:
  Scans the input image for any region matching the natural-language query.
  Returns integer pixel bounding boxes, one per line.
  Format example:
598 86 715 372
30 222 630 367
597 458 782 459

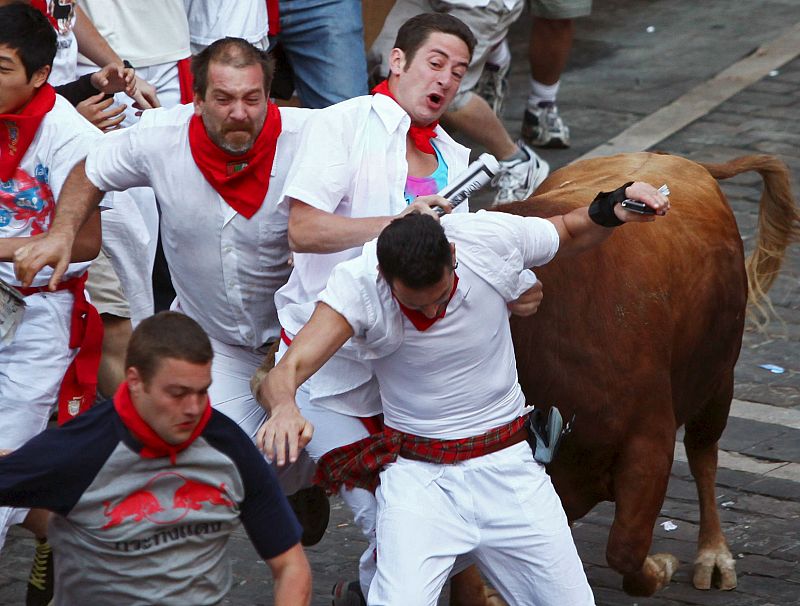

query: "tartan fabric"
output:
314 416 528 494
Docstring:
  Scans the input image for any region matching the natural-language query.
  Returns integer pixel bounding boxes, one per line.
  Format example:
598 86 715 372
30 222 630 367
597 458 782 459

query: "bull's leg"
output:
449 566 508 606
607 432 678 596
684 432 737 590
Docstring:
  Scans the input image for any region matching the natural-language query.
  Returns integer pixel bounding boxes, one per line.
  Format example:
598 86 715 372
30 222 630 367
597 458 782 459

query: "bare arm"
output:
288 195 451 254
12 160 104 288
548 181 669 258
256 302 354 465
267 543 312 606
72 6 122 67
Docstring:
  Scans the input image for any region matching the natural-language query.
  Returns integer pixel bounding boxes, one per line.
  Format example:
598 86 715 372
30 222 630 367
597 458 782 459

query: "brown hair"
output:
191 37 275 99
125 312 213 384
392 12 476 66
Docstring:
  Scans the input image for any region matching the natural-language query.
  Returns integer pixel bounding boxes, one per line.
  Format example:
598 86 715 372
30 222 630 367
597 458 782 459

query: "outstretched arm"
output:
255 302 354 465
13 160 104 288
549 181 669 258
267 543 312 606
288 195 452 254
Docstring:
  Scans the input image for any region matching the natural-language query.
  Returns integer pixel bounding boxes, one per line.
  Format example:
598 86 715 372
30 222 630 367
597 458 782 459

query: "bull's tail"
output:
699 154 800 327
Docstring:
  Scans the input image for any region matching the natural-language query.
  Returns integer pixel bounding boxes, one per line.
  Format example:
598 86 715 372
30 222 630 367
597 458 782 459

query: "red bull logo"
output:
173 479 234 510
102 490 164 529
101 472 235 529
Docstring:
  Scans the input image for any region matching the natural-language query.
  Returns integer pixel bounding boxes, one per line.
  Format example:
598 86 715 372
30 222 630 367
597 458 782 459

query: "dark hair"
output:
126 312 213 384
191 37 275 99
0 3 57 81
393 12 476 66
377 213 453 289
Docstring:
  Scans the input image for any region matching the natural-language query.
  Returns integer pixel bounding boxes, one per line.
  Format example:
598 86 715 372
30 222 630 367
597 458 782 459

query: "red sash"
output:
0 85 56 182
267 0 280 35
177 57 194 105
113 381 212 464
188 103 282 219
18 273 103 425
372 80 438 155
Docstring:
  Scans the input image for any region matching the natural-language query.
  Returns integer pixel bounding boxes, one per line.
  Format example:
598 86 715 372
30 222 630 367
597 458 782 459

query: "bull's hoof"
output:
622 553 679 596
693 548 737 590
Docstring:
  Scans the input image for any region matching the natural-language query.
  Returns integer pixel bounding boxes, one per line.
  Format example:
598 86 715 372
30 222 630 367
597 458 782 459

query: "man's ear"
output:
30 65 50 89
127 367 143 391
193 91 205 115
388 48 406 77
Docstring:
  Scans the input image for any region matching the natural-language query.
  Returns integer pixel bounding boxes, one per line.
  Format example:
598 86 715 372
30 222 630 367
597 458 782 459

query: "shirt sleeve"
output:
280 106 354 213
0 404 119 516
202 413 302 560
318 248 380 339
84 124 151 192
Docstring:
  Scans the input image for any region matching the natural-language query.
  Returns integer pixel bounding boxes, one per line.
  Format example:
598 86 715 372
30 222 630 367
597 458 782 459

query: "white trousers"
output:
0 291 75 551
276 342 378 595
207 335 316 495
369 442 595 606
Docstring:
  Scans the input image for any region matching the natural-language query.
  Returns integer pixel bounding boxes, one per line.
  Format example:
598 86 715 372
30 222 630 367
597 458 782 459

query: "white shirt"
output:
319 211 560 438
184 0 269 49
0 95 102 287
84 104 310 349
48 1 78 87
78 0 190 68
274 93 470 414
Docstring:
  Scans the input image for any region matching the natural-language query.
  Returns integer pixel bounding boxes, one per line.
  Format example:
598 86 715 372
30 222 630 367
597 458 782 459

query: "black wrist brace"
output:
588 181 634 227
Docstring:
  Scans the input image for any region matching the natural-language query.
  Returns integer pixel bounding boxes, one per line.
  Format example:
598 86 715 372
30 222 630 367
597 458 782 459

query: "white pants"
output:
207 335 316 495
276 341 378 595
0 291 75 551
369 442 595 606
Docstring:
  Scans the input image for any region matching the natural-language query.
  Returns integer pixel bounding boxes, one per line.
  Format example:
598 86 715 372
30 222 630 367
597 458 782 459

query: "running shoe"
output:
521 102 571 148
492 143 550 205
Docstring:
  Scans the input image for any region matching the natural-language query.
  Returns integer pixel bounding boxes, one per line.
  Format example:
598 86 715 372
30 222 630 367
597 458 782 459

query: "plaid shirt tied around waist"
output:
313 415 529 494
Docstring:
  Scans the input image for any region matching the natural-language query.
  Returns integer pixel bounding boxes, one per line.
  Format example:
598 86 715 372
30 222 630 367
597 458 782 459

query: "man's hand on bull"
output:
256 403 314 466
508 281 544 317
614 181 670 223
400 195 453 221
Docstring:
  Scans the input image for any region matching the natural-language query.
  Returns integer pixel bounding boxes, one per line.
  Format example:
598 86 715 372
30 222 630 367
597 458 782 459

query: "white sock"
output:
486 38 511 68
527 78 560 109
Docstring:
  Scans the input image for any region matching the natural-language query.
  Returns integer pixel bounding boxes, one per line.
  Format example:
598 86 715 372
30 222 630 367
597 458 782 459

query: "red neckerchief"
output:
113 381 212 464
372 79 438 155
0 84 56 182
395 273 459 332
188 102 282 219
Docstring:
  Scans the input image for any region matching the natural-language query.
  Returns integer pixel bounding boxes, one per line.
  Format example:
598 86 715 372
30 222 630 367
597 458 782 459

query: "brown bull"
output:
502 152 799 597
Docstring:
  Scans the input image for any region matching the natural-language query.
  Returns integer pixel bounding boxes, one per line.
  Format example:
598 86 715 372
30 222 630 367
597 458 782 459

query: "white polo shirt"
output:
273 94 470 414
319 211 560 438
84 103 310 349
0 95 101 287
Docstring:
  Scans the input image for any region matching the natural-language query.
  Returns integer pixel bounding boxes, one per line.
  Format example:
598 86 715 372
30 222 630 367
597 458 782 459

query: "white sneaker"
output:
521 102 571 148
492 143 550 205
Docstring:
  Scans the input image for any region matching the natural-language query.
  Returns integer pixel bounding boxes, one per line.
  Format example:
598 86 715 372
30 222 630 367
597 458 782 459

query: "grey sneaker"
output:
521 102 570 148
475 61 510 117
492 143 550 205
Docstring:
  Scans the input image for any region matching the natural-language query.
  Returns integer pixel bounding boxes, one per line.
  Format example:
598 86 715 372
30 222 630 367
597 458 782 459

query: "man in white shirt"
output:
371 0 550 205
13 38 316 494
265 12 541 601
260 180 669 604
